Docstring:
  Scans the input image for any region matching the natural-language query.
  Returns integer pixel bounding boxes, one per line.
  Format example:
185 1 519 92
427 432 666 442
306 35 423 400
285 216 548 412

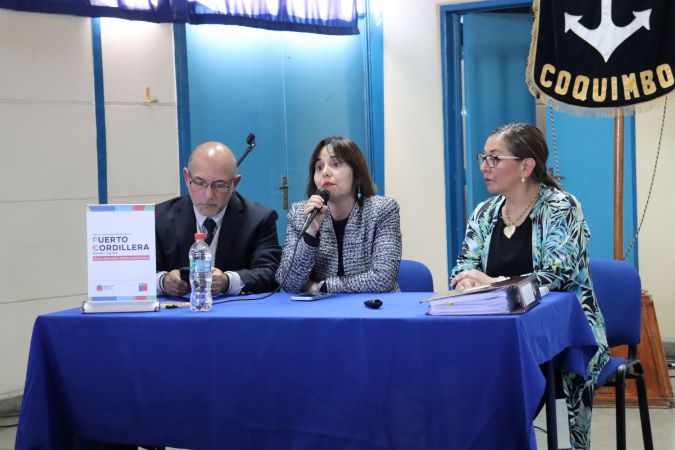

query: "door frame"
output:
440 0 540 269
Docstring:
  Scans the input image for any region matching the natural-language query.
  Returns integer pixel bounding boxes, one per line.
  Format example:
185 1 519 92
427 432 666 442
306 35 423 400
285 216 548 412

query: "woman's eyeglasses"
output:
476 154 523 168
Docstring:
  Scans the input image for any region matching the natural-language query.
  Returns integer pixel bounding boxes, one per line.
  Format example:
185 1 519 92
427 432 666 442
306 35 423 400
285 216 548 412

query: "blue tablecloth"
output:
16 292 597 450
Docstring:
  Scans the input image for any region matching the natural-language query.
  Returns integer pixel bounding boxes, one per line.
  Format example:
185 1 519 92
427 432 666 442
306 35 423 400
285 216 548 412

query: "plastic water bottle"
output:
189 232 212 312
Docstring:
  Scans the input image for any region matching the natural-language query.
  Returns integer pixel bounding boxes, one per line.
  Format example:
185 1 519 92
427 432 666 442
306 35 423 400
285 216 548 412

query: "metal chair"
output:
589 258 654 450
397 259 434 292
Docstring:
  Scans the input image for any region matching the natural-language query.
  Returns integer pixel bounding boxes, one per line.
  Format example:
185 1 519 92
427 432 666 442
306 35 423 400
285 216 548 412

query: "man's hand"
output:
163 270 190 297
211 268 230 295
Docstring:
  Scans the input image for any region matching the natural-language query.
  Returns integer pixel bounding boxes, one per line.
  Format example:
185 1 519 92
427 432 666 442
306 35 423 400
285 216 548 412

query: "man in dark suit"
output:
156 141 281 296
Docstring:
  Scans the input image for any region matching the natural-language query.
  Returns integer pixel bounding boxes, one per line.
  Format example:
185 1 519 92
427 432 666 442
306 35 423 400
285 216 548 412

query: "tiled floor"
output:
2 375 673 450
534 398 675 449
0 416 17 450
533 366 675 449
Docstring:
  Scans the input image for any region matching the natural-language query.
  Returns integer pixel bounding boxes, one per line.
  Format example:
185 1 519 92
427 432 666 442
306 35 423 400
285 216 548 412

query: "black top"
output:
486 205 533 277
332 217 348 277
303 217 349 292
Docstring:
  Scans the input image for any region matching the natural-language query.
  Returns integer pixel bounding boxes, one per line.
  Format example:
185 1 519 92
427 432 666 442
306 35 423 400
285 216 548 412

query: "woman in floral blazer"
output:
451 123 609 450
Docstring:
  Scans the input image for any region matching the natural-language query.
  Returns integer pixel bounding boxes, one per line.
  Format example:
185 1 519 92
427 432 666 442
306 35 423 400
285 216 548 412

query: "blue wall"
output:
547 111 638 266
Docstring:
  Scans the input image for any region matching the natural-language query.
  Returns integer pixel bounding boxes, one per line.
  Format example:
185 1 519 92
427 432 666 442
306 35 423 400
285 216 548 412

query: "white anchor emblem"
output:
564 0 652 62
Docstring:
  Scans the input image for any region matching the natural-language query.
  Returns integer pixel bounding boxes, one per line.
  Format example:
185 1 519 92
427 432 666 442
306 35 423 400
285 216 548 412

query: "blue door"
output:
184 23 369 241
186 25 286 230
462 12 536 211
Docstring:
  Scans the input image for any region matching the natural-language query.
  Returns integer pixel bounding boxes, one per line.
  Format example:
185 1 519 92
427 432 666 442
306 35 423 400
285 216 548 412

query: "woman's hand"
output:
305 280 320 294
303 194 328 237
451 269 497 291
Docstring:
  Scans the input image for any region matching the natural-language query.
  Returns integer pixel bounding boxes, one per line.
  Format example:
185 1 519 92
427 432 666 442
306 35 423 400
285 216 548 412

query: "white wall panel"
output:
0 103 97 202
0 10 93 102
100 19 176 105
384 0 453 289
101 20 180 205
0 11 97 396
105 105 180 199
111 194 180 205
636 99 675 339
0 200 91 304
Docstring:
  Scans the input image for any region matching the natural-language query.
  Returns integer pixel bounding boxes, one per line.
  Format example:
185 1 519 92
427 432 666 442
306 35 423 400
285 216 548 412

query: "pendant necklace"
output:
503 188 539 239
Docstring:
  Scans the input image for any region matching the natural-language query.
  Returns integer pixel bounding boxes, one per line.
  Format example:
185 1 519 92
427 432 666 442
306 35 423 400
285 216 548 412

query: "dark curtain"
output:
0 0 359 34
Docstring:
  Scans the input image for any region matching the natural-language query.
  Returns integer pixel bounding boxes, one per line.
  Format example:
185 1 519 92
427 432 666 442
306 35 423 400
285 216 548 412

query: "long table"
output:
16 292 597 450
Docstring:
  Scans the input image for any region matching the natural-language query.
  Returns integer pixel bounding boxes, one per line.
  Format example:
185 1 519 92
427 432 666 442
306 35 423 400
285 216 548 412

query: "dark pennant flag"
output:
527 0 675 114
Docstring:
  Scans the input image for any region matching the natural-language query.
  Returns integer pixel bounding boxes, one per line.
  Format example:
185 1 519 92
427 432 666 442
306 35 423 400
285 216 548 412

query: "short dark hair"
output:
306 136 377 202
490 123 561 190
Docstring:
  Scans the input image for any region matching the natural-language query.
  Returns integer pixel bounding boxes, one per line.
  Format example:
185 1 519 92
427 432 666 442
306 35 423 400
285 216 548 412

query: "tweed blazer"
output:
276 195 402 293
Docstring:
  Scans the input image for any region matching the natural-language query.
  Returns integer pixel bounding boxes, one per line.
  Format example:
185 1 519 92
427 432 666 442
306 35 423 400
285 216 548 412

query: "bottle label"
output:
191 259 211 273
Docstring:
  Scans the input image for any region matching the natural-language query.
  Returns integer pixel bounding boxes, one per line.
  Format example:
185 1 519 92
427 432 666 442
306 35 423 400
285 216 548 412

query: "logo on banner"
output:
527 0 675 113
91 234 151 261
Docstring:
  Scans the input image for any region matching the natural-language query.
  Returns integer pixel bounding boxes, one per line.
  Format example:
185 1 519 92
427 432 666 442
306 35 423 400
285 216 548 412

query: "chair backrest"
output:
589 258 642 348
397 260 434 292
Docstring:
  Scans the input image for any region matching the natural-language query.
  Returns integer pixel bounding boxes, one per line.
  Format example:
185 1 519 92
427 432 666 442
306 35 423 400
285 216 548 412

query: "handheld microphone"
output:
299 188 330 236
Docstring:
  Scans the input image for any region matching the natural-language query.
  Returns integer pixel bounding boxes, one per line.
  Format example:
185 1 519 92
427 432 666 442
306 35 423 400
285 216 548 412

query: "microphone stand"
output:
237 133 256 167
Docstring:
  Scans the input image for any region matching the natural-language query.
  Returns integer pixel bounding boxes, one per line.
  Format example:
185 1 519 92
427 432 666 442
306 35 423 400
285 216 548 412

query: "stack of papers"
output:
425 294 516 315
422 274 541 316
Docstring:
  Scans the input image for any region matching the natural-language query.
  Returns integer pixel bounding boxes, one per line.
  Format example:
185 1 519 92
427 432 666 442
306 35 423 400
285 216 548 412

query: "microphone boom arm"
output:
237 133 256 167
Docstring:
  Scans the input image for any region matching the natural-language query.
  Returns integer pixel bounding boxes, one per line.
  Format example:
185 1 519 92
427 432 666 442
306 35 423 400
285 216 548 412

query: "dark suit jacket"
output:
155 192 281 293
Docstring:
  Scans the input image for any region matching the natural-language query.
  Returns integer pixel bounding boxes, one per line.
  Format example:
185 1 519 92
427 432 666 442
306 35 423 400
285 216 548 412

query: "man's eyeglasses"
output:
476 154 523 168
188 172 234 192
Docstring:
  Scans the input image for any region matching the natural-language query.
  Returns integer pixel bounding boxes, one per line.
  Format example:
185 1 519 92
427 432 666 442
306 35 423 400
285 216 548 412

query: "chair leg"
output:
543 361 558 450
635 372 654 450
616 369 626 450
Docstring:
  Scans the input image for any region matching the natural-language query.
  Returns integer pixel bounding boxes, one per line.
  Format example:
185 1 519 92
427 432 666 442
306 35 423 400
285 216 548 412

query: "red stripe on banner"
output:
93 256 150 261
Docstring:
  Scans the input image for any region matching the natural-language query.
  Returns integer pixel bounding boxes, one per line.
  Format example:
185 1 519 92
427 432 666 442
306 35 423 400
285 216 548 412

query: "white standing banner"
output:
86 204 157 303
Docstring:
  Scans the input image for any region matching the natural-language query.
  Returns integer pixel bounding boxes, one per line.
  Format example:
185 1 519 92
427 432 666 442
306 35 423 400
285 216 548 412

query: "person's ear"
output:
522 158 536 179
183 167 191 186
231 174 242 190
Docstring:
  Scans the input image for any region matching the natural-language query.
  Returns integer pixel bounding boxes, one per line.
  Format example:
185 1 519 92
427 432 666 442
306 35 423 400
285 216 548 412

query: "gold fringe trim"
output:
525 0 543 106
540 92 674 118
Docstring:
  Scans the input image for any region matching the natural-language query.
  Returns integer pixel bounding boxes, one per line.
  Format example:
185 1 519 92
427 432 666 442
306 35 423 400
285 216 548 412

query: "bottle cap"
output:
194 232 206 240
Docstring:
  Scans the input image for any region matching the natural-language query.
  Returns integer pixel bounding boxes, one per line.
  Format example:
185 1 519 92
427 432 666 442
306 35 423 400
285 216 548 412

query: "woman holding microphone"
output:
275 136 402 293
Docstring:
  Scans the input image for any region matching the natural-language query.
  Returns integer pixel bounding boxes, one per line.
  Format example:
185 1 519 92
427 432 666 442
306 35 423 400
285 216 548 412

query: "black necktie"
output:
203 218 217 245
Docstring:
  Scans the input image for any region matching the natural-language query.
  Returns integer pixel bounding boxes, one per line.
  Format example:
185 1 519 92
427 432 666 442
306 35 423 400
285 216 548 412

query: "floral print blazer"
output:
451 184 608 366
451 184 609 449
